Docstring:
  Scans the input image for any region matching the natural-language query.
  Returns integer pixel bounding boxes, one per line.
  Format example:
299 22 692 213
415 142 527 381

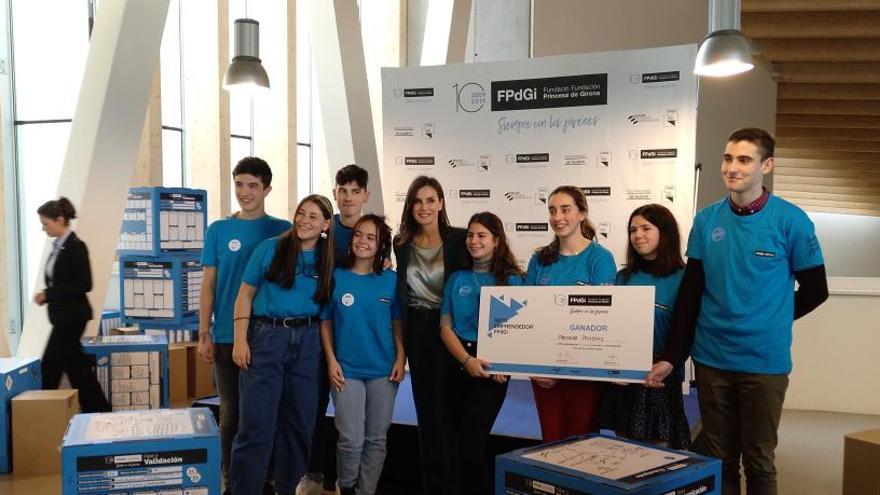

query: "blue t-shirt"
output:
242 238 323 318
333 215 353 263
687 195 824 374
441 271 526 342
320 268 402 379
201 215 291 343
525 241 617 287
617 268 684 380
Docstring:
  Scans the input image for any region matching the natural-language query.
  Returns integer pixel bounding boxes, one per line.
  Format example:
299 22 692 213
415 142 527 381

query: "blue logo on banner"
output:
487 295 527 338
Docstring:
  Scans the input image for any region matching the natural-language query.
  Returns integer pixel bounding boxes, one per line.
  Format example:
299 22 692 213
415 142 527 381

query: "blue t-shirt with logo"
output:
687 195 824 374
333 215 353 263
243 238 323 318
201 215 291 343
525 241 617 287
441 271 526 342
617 268 684 380
320 268 402 380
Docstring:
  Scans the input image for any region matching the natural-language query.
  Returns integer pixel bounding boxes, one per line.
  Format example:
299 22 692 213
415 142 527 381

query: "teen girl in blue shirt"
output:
229 194 335 495
525 185 616 442
440 211 525 495
597 204 690 449
321 214 405 495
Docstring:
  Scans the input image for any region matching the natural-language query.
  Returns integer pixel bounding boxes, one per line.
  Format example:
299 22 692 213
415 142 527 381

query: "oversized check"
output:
477 285 654 383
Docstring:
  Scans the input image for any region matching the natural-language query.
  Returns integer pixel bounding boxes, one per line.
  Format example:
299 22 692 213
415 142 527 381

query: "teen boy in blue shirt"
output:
648 128 828 495
198 157 291 494
301 164 373 492
331 164 371 261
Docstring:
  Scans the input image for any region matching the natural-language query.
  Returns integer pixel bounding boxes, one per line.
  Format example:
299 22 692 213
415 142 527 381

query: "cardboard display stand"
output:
496 434 720 495
62 408 220 494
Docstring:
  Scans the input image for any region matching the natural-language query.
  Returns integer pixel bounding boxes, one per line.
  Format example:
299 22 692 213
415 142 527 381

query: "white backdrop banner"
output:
381 44 698 267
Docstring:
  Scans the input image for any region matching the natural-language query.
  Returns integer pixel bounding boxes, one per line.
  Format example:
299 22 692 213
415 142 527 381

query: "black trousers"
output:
405 308 457 495
446 339 509 495
42 321 111 413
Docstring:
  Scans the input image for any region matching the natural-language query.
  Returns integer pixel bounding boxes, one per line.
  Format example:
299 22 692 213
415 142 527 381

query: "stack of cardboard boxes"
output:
81 335 169 411
116 186 215 406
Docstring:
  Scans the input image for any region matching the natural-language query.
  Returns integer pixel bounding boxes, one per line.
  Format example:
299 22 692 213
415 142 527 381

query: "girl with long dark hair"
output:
440 211 525 495
229 194 335 495
598 204 690 449
525 186 616 442
321 214 405 495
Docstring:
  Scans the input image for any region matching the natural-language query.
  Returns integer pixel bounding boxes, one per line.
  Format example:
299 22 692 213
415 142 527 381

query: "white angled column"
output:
420 0 472 65
18 1 169 358
308 0 384 214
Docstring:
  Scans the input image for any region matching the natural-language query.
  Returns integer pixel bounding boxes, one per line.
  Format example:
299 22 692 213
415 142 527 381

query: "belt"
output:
253 315 317 328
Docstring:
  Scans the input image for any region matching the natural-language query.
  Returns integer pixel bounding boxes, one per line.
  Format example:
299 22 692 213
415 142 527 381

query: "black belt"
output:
254 315 317 328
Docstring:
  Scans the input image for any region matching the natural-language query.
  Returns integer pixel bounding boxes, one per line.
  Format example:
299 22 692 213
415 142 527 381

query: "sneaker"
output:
295 473 324 495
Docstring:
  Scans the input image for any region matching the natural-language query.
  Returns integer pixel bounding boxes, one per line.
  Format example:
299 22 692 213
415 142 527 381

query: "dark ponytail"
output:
37 197 77 225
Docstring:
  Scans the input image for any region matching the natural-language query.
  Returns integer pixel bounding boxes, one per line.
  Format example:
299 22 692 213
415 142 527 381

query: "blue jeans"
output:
230 319 322 495
331 377 399 494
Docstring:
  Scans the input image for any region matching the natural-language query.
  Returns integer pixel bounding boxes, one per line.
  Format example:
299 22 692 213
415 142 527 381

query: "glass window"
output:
11 1 89 121
16 122 71 293
162 128 183 187
160 0 183 129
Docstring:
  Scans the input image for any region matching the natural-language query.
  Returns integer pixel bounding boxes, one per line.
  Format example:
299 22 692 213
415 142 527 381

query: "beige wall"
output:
788 280 880 415
532 0 707 57
532 0 777 209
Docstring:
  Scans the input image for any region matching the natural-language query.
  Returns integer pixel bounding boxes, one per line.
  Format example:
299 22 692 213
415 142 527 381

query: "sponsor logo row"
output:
394 149 677 170
394 70 681 113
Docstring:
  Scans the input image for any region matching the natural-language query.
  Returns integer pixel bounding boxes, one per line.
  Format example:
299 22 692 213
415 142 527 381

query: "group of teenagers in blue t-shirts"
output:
198 127 829 495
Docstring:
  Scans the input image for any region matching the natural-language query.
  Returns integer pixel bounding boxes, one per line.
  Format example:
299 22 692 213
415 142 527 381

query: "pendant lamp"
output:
223 18 270 91
694 0 754 77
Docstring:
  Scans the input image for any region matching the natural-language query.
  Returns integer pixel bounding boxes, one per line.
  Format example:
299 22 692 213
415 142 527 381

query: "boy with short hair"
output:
198 157 291 494
648 128 828 494
301 163 371 493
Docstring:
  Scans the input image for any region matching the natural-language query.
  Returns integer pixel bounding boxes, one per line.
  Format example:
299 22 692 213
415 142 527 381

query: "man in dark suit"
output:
35 197 111 413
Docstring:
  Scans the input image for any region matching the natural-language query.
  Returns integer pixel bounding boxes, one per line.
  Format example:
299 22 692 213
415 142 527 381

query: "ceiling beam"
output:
777 98 880 115
776 114 880 128
757 39 880 62
743 0 880 12
742 12 880 38
777 126 880 141
776 148 880 161
774 63 880 83
777 137 880 152
778 83 880 100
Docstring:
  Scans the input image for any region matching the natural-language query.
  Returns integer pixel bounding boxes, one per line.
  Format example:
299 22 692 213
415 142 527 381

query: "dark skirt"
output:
597 377 691 450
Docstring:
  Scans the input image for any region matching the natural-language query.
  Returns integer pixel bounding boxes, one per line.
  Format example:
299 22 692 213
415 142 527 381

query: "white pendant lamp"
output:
694 0 754 77
223 18 270 92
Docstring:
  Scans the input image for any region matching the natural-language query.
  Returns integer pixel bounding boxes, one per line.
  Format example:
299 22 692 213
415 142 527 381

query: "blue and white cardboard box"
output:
496 434 720 495
117 187 208 257
141 321 200 345
0 357 41 473
119 254 203 326
62 407 220 494
81 335 169 411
